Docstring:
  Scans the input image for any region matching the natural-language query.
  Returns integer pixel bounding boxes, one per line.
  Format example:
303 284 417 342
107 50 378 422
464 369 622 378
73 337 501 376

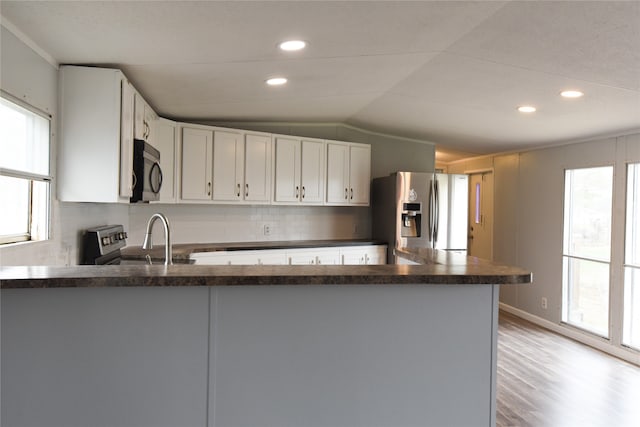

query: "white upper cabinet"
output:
273 136 325 205
326 143 350 204
212 130 244 202
349 144 371 205
180 126 213 201
300 139 325 203
153 118 177 204
119 81 135 199
212 130 272 203
243 133 272 203
58 65 135 203
180 126 272 204
326 141 371 206
134 93 158 145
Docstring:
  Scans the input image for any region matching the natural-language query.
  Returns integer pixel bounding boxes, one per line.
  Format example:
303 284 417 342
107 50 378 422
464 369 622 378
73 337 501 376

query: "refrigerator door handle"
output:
434 178 440 245
428 179 435 244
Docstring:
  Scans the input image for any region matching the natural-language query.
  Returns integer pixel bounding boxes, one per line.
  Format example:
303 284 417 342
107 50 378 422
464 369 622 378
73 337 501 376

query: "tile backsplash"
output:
1 202 370 266
128 204 371 246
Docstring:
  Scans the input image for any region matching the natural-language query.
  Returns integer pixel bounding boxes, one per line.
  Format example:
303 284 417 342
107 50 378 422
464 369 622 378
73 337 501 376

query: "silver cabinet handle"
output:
296 185 300 198
245 183 249 197
237 183 241 197
344 188 348 200
350 188 353 200
208 181 211 196
302 186 305 199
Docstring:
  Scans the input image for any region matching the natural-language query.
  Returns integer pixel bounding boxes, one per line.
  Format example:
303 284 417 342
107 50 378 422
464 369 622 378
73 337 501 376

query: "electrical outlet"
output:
541 297 548 309
263 224 271 236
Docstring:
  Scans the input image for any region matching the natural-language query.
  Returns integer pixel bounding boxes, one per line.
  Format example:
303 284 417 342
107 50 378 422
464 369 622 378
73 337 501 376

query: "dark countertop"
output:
0 248 532 289
121 239 387 263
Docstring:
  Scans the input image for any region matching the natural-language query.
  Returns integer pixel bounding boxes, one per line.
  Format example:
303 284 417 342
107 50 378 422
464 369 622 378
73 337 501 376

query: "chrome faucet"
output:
142 213 173 266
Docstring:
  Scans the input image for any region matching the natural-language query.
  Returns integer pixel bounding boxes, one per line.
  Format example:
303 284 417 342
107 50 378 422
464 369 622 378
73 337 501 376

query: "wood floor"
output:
497 311 640 427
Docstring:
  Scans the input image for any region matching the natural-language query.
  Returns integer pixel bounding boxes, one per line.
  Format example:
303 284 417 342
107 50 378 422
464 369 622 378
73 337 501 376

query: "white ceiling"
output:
1 1 639 159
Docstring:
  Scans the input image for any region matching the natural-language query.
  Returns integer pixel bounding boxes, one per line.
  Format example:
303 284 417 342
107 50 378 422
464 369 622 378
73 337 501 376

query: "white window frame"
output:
623 162 640 351
561 165 614 338
0 91 52 245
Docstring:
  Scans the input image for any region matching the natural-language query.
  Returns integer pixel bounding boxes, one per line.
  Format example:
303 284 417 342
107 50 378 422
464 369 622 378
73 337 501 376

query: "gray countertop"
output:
0 248 532 289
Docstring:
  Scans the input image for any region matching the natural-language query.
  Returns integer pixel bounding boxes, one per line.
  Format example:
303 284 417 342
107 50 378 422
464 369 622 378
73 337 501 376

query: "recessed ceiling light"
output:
279 40 306 51
560 90 584 98
266 77 287 86
517 105 537 113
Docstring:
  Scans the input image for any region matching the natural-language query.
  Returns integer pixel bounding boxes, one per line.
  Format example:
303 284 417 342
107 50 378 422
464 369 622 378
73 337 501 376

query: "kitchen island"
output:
1 249 530 427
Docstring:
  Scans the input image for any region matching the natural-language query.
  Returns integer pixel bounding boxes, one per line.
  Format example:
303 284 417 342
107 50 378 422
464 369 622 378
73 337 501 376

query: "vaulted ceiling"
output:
1 1 639 159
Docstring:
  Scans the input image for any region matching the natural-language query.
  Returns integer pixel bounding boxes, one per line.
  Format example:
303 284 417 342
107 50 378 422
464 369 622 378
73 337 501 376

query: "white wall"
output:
448 132 640 360
0 23 129 266
197 121 436 179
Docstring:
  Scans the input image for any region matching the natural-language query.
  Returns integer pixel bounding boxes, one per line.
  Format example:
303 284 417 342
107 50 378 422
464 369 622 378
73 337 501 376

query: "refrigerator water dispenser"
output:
401 203 421 238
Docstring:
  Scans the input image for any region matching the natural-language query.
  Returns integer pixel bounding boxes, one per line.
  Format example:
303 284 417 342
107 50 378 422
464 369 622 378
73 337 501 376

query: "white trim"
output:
499 302 640 366
201 120 437 148
464 167 494 175
1 17 58 68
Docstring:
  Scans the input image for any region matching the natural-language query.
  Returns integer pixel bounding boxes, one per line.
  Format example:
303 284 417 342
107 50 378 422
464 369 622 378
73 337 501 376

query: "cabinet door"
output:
119 80 135 198
364 245 387 265
144 102 158 146
286 249 317 265
326 143 350 204
181 127 213 201
300 139 325 204
244 133 272 203
340 247 365 265
154 118 177 203
133 93 146 140
349 144 371 205
212 130 243 202
274 137 301 203
314 248 340 265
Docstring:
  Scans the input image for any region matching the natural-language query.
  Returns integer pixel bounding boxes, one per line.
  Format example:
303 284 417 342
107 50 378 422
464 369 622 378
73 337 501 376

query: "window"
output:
623 163 640 350
0 95 51 245
562 166 613 337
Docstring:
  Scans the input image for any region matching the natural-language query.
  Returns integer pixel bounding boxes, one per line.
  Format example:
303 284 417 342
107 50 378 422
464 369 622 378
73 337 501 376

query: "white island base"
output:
2 283 499 427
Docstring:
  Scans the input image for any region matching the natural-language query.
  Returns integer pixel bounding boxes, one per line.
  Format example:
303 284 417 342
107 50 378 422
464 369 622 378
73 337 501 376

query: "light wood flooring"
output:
497 311 640 427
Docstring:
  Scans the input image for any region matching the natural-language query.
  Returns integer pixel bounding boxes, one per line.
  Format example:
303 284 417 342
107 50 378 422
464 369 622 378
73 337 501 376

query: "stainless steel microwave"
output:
131 139 162 202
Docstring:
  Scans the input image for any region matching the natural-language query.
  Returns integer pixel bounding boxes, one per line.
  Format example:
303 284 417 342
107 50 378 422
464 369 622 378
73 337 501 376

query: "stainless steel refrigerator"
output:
372 171 469 263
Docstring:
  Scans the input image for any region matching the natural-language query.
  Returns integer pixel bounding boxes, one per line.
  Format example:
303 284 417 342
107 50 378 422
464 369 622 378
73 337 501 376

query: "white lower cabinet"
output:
191 245 387 266
191 250 287 266
286 248 340 265
340 245 387 265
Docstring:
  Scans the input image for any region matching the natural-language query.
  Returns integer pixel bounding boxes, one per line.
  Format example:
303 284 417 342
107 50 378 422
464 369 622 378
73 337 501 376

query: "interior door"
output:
468 172 493 260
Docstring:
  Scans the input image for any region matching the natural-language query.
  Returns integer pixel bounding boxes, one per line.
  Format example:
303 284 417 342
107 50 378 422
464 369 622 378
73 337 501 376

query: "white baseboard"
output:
499 303 640 366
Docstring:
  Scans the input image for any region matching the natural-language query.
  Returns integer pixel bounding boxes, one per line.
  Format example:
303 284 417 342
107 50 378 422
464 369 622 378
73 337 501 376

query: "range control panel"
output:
82 225 128 264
